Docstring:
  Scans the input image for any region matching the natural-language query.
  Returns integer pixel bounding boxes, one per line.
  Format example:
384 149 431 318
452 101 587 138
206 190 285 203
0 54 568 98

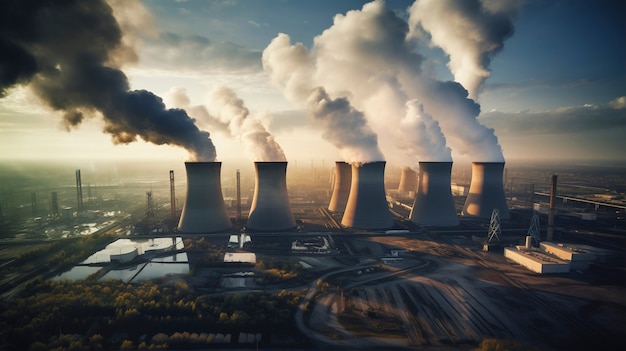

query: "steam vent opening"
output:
177 162 233 234
462 162 510 219
341 161 393 230
328 161 352 212
246 161 296 232
409 162 459 226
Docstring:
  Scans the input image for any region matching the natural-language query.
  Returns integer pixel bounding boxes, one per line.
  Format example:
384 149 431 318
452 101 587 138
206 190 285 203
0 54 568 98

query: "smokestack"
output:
247 162 296 231
169 170 176 221
547 174 557 241
51 192 59 218
328 162 352 212
177 162 232 234
410 162 459 226
462 162 510 219
397 167 418 194
341 162 393 229
75 169 83 212
236 169 242 223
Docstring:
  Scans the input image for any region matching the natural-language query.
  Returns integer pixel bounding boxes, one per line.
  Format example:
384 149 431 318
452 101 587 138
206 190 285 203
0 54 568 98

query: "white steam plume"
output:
307 87 385 164
400 100 452 162
263 0 506 163
263 33 384 164
166 86 286 162
408 0 521 99
208 86 286 162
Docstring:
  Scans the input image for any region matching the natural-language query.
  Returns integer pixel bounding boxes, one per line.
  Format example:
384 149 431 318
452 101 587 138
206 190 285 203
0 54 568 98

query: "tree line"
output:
1 279 304 350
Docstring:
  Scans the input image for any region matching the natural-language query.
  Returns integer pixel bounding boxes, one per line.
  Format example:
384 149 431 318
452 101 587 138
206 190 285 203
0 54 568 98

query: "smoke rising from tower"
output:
263 0 509 163
0 0 217 161
408 0 520 99
208 87 286 162
167 86 287 162
263 35 385 164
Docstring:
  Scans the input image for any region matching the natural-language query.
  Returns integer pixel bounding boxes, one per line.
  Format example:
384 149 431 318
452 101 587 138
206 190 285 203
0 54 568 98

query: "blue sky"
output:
0 0 624 164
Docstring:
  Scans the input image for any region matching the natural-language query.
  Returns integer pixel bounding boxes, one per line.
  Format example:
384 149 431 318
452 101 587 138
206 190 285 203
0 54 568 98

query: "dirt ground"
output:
306 235 626 350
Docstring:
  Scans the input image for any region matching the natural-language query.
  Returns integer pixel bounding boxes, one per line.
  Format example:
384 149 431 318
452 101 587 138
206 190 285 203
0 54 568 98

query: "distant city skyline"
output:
0 0 624 165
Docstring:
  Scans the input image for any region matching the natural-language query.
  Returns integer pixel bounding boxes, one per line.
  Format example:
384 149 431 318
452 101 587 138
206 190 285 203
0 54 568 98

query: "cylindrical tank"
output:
341 161 393 229
246 162 296 231
177 162 232 233
397 167 418 193
410 162 459 226
328 161 352 212
462 162 510 219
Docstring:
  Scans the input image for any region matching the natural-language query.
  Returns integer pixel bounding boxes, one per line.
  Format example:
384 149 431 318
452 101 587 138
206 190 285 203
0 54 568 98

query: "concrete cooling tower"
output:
328 161 352 212
341 161 393 230
397 167 418 193
177 162 232 233
462 162 510 219
246 162 296 231
410 162 459 226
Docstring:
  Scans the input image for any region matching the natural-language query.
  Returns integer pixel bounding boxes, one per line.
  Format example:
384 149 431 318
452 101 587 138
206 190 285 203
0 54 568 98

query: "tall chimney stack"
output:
462 162 510 219
236 169 242 224
247 162 296 231
547 174 557 241
177 162 232 233
410 162 459 226
169 170 176 221
328 161 352 212
341 162 393 230
75 169 83 212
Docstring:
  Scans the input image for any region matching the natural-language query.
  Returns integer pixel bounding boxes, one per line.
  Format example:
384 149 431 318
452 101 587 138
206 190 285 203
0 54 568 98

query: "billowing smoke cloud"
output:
166 86 286 162
208 87 287 162
400 100 452 162
264 0 506 163
408 0 521 99
0 0 217 161
307 87 385 164
263 33 384 164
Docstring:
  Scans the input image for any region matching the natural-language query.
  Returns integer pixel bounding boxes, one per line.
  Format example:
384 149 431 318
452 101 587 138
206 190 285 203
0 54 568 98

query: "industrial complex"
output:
0 159 625 350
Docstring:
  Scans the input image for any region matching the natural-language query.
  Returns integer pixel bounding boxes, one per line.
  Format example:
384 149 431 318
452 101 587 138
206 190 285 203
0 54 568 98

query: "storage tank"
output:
341 161 393 229
177 162 232 233
410 162 459 226
328 161 352 212
462 162 510 219
246 162 296 231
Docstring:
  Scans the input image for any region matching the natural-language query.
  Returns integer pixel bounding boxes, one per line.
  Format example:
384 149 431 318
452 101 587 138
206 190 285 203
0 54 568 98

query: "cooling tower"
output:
177 162 232 233
462 162 510 219
409 162 459 226
341 161 393 229
397 167 418 193
328 161 352 212
246 162 296 231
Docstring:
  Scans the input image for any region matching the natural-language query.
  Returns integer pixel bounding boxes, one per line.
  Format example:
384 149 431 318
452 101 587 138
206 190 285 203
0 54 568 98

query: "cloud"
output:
408 0 521 99
478 99 626 160
139 32 262 74
480 100 626 135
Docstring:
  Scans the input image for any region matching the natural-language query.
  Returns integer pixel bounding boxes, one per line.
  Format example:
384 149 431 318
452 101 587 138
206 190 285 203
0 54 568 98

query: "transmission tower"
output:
527 213 541 246
487 208 501 244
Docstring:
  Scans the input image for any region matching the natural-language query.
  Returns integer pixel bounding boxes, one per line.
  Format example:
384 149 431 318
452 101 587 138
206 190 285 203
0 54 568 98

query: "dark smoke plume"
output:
0 0 216 161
